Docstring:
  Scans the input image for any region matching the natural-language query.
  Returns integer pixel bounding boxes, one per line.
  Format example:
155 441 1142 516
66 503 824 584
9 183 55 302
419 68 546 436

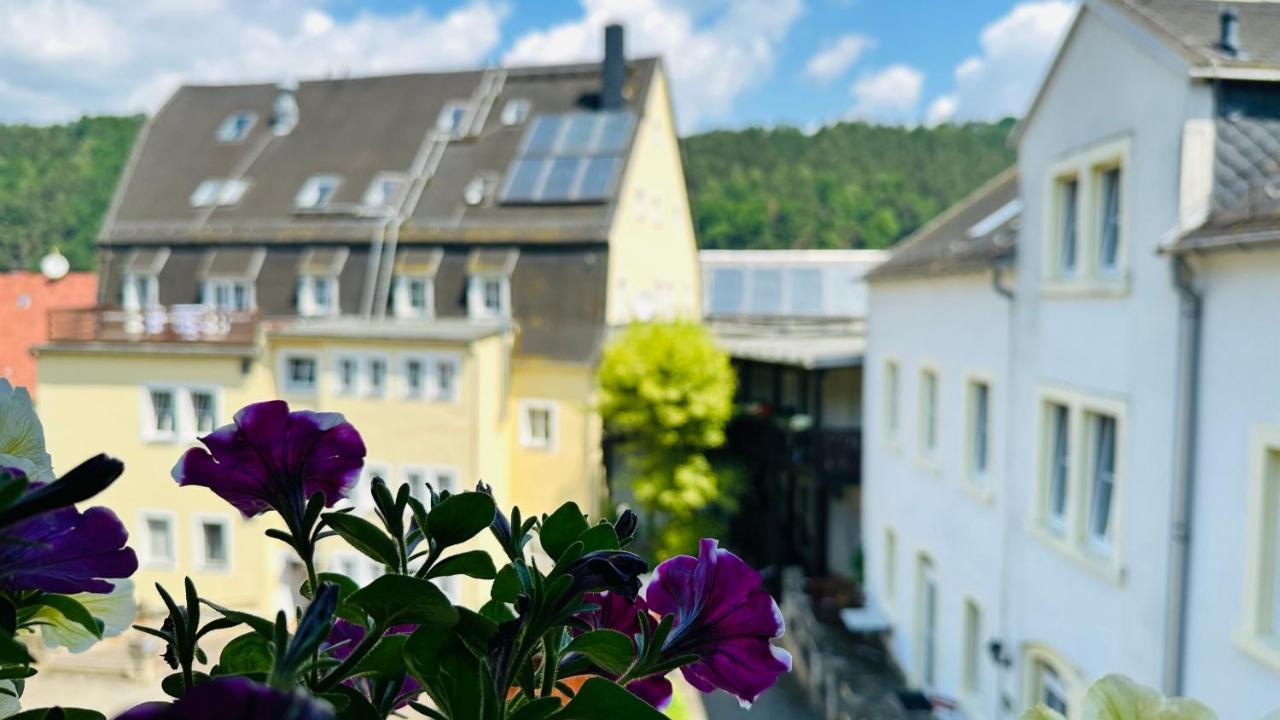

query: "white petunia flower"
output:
0 380 54 483
33 579 138 653
1019 674 1216 720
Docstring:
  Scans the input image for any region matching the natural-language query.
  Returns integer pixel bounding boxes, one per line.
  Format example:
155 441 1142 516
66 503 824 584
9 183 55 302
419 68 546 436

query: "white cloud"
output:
925 0 1075 123
847 64 923 123
804 33 874 83
0 0 508 123
504 0 804 131
924 94 957 126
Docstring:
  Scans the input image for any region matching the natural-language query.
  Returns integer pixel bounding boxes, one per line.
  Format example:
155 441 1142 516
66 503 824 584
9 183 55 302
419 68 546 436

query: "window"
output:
402 466 429 501
217 112 257 142
364 173 406 209
122 273 159 311
501 98 531 126
962 599 982 696
1097 167 1122 273
218 179 249 206
142 512 176 568
437 101 469 136
1239 427 1280 663
196 517 231 572
1046 402 1071 531
1085 412 1117 549
1055 177 1079 278
883 528 897 606
1024 646 1078 717
404 358 426 399
519 400 558 451
366 356 387 398
283 354 318 394
468 275 510 319
393 276 433 319
201 278 254 312
147 388 178 441
191 180 223 208
295 174 341 209
708 268 745 316
335 355 358 396
885 361 900 442
915 555 938 688
967 380 991 488
298 274 339 317
436 358 457 402
191 391 217 434
1037 664 1070 715
464 176 492 206
919 369 939 460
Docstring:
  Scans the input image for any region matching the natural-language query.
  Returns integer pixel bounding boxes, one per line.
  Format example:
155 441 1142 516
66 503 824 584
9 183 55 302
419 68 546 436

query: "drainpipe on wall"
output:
1164 254 1203 696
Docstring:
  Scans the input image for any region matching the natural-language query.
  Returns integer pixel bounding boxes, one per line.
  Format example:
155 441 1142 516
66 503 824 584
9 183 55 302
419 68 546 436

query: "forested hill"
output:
0 115 143 271
0 115 1015 271
681 119 1017 250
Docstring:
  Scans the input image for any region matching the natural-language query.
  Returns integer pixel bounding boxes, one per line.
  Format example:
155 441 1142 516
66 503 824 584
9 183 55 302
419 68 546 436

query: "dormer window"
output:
297 247 349 317
391 248 443 319
501 99 531 126
218 179 250 206
466 248 517 320
363 173 407 209
191 179 251 208
190 180 222 208
120 248 170 311
216 112 256 142
437 101 469 137
199 247 265 312
464 176 493 206
295 174 341 210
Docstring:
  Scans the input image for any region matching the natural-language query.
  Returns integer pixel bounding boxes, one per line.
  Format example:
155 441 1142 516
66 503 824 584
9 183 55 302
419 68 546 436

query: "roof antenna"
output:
1219 6 1241 57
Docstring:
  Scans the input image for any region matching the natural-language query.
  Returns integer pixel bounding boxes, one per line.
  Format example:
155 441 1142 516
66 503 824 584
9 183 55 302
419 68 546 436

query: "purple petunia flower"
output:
0 480 137 594
324 620 421 709
646 538 792 707
563 550 648 601
579 592 673 710
113 676 334 719
171 400 365 525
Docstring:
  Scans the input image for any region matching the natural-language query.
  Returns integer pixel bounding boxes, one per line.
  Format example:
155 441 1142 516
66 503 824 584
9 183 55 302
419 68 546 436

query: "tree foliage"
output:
597 322 737 557
0 115 143 272
681 118 1017 250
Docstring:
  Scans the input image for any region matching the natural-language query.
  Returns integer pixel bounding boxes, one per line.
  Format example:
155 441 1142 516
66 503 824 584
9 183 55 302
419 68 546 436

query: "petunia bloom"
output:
34 578 137 653
324 620 421 709
0 380 53 483
563 550 648 601
0 482 138 594
578 592 673 709
113 676 334 720
171 400 365 525
646 538 791 707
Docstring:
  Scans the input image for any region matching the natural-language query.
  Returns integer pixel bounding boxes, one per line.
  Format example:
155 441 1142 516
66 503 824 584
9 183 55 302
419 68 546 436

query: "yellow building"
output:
26 26 699 708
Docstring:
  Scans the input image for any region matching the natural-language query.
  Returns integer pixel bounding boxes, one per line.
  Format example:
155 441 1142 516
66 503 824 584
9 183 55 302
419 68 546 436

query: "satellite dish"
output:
40 250 70 280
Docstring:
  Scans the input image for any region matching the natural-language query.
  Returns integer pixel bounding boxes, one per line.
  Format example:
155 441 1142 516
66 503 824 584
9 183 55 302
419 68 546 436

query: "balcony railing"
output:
48 306 259 345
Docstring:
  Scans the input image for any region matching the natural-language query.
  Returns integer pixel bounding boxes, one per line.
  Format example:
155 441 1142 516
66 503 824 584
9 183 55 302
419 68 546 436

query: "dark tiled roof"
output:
867 169 1019 281
102 59 658 246
1105 0 1280 73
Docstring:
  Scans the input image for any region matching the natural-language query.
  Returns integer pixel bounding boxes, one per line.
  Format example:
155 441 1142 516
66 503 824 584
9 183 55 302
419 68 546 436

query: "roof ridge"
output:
881 165 1018 259
1105 0 1209 63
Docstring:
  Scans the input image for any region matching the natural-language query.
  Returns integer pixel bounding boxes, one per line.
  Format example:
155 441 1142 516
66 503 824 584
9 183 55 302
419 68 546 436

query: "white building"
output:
863 1 1280 718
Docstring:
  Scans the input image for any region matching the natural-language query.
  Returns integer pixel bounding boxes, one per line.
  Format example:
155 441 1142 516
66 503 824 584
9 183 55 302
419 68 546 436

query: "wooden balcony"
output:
48 306 259 345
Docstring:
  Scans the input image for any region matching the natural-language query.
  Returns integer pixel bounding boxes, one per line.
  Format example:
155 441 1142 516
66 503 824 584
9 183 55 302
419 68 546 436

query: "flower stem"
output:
315 622 387 692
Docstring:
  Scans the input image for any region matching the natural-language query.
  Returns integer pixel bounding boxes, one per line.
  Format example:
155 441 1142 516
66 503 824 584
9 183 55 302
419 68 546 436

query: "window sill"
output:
1027 523 1125 585
1040 277 1130 298
1233 631 1280 674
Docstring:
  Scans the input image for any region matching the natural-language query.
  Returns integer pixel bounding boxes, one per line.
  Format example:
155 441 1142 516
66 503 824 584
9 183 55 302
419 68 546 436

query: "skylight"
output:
499 111 635 204
190 180 222 208
363 173 406 209
190 179 251 207
296 174 341 209
501 99 531 126
216 112 256 142
437 101 469 137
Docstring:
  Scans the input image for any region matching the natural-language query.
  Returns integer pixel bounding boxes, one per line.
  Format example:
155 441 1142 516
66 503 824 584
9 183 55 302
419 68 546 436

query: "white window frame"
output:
216 112 257 143
1237 424 1280 671
363 172 407 209
961 597 983 700
186 387 221 438
518 399 559 451
122 272 160 311
1021 645 1080 719
883 527 897 611
1032 386 1126 582
139 510 178 569
399 464 459 503
884 359 901 448
392 275 435 319
201 277 256 312
437 101 470 136
298 274 340 317
964 374 994 499
467 274 511 320
917 366 940 468
1042 137 1130 294
142 385 181 443
365 354 389 399
914 554 938 689
401 353 461 402
193 514 233 573
334 353 360 397
295 174 342 210
500 98 531 126
280 352 319 396
190 180 222 208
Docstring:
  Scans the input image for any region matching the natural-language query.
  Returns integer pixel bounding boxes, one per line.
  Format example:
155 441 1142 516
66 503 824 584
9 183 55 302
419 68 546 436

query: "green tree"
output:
597 322 737 558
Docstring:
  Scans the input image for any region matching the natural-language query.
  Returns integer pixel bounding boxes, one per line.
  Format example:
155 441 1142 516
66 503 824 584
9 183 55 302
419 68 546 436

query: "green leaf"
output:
0 634 33 663
576 524 620 553
216 631 275 676
540 503 590 560
556 677 667 719
452 607 498 657
161 671 210 699
562 629 634 676
509 697 564 720
300 572 365 625
491 565 520 603
8 710 106 720
326 685 379 720
426 492 496 548
38 595 103 640
426 550 497 580
322 513 401 568
478 599 516 625
348 575 458 628
350 634 408 681
200 600 275 638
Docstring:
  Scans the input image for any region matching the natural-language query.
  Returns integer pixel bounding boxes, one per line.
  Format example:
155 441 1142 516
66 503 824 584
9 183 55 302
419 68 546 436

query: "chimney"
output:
271 79 300 136
1219 6 1241 57
602 24 626 111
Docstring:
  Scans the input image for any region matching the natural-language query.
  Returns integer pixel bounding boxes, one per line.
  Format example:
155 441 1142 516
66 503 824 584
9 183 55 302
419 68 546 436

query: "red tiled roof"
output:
0 272 97 399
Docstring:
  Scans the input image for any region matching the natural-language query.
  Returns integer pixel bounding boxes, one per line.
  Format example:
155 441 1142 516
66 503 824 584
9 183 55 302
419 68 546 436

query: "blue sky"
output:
0 0 1076 132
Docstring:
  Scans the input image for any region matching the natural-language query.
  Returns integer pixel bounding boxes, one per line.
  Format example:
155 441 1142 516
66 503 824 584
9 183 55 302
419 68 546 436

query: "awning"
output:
466 247 519 275
122 247 170 274
199 247 267 278
298 247 350 276
394 247 444 276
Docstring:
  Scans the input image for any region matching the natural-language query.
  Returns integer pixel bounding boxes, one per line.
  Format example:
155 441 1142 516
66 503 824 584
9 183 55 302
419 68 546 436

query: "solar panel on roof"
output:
709 268 745 315
500 111 635 205
789 268 824 315
748 269 783 314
